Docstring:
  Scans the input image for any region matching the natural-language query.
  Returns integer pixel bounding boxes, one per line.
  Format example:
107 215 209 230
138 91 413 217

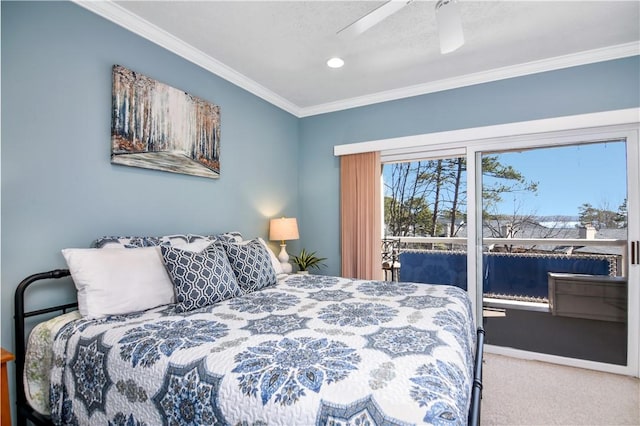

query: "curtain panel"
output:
340 152 382 279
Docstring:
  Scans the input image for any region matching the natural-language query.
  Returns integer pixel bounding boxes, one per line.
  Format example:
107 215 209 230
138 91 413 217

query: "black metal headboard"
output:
13 269 77 426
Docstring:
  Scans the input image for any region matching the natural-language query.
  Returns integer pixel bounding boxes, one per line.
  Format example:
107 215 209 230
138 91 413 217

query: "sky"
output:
488 140 627 217
383 140 628 218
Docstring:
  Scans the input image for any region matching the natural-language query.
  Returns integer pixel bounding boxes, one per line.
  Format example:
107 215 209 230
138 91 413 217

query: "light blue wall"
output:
1 0 299 367
299 56 640 276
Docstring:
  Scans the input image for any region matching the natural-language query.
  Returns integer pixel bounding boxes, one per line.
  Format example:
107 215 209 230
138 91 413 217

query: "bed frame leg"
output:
468 327 485 426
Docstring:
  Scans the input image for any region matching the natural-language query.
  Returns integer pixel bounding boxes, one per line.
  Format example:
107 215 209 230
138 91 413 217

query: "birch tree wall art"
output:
111 65 221 179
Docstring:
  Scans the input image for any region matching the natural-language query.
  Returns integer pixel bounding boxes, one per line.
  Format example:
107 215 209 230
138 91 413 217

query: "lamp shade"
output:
269 217 300 241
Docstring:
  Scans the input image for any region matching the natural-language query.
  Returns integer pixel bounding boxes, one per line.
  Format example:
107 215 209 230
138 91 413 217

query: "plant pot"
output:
296 271 309 275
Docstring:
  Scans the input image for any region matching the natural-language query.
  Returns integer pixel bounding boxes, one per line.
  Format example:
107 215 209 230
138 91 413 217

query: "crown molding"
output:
73 0 637 119
72 0 301 117
299 42 640 117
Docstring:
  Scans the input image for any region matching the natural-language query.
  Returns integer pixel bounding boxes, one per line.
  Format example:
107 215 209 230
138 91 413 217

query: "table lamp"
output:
269 217 299 273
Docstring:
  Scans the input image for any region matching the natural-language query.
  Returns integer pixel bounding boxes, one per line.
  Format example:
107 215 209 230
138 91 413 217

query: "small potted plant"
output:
290 249 327 274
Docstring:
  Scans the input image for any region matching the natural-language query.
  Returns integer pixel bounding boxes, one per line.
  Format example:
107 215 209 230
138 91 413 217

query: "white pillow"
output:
258 237 284 275
61 247 175 318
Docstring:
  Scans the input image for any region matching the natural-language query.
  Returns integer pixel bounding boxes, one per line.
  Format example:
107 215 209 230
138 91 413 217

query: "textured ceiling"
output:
106 1 639 115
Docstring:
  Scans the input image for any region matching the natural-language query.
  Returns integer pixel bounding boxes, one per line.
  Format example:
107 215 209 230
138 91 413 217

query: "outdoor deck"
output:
384 236 628 365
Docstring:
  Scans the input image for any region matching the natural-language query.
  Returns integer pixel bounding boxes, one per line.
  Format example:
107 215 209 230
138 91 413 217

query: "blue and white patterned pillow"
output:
93 235 175 248
160 243 243 312
218 238 277 293
93 232 242 249
202 231 243 243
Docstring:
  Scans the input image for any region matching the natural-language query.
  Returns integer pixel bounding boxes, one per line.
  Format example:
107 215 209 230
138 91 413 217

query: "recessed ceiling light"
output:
326 57 345 68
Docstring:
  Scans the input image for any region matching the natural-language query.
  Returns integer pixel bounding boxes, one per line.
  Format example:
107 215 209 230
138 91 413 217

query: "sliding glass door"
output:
479 141 629 365
382 155 469 291
471 127 639 374
374 113 639 375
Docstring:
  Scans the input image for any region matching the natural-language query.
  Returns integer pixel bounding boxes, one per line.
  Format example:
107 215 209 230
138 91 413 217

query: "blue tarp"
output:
399 251 612 297
399 251 468 289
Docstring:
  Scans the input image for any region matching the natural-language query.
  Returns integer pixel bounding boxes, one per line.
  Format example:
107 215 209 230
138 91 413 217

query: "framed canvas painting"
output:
111 65 220 179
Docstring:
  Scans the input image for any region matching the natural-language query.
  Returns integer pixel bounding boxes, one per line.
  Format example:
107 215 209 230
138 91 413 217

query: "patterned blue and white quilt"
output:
50 275 476 426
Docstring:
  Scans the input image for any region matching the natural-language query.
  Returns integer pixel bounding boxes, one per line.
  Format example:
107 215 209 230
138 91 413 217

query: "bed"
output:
14 234 484 426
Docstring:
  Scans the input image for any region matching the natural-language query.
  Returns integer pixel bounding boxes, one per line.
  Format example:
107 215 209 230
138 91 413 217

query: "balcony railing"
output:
384 236 627 305
384 236 629 365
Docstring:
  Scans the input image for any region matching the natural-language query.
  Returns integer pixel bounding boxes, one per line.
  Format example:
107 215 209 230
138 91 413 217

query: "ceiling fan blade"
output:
435 0 464 54
337 0 414 38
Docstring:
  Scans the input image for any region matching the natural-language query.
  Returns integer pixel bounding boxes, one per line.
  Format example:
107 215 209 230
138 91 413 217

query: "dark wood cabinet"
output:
1 348 15 426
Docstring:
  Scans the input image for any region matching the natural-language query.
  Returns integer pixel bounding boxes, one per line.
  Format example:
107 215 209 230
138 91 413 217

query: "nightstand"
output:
1 348 14 426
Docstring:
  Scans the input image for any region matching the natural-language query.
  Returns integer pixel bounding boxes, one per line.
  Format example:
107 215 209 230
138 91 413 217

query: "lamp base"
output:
280 262 293 274
278 243 293 274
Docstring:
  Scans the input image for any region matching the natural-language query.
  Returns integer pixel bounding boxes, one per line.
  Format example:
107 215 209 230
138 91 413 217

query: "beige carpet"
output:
481 353 640 425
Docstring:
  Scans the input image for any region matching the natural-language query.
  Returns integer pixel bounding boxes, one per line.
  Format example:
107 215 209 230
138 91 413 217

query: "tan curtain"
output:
340 151 382 279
